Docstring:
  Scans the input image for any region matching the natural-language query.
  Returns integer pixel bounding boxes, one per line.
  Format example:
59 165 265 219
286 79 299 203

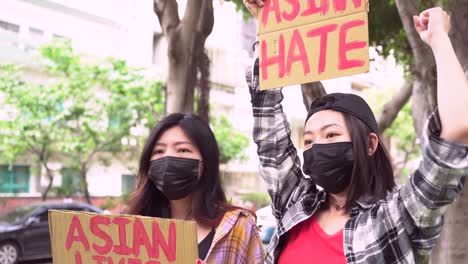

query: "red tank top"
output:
278 216 346 264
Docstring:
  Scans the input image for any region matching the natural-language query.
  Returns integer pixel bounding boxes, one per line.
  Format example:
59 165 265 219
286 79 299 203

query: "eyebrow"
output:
154 141 193 147
304 123 343 135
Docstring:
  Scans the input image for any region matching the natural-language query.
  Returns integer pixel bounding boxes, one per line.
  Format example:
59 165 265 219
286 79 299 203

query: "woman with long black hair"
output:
244 1 468 263
126 113 264 263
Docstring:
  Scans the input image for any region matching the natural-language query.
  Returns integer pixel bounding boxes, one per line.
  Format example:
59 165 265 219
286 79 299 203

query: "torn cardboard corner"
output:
258 0 370 90
48 210 198 264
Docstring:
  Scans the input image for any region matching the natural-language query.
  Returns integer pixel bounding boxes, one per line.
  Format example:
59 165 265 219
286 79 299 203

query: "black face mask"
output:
148 156 200 200
302 142 354 194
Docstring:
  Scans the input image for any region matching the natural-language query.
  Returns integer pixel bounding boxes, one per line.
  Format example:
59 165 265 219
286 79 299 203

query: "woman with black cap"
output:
244 1 468 263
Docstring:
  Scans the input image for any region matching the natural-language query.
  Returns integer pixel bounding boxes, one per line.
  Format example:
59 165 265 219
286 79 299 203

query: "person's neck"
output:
328 191 348 214
170 195 193 220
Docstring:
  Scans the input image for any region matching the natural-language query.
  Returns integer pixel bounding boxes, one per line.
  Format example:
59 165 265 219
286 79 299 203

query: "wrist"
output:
429 31 450 51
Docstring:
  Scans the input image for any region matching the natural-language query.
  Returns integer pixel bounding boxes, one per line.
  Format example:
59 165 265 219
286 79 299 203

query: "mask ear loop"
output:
198 160 204 179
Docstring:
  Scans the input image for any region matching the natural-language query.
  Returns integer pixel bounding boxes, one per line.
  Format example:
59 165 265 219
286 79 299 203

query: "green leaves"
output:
211 115 249 164
365 88 420 180
0 41 165 198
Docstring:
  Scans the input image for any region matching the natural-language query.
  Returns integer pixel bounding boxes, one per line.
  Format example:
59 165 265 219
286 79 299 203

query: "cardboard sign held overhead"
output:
49 210 197 264
258 0 370 90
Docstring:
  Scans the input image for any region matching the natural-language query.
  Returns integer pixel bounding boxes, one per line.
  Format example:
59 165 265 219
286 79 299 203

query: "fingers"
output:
244 0 263 8
413 16 424 33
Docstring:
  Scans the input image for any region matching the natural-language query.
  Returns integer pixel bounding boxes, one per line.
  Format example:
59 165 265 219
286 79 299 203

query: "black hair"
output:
343 113 395 209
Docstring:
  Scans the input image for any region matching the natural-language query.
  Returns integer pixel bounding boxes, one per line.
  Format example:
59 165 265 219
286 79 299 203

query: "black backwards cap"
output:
306 93 379 133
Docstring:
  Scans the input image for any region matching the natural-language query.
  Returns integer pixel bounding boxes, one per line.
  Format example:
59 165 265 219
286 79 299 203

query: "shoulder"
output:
222 208 259 231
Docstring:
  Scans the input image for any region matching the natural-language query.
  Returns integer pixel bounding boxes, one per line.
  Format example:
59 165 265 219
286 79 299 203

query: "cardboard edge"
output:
47 210 197 226
48 210 56 263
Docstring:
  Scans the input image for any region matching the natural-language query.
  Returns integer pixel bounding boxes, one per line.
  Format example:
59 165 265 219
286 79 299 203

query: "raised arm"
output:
413 7 468 143
246 60 311 220
389 8 468 255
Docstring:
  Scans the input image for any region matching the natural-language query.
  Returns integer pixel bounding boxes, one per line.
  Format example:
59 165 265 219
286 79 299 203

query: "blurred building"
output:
0 0 404 205
0 0 263 202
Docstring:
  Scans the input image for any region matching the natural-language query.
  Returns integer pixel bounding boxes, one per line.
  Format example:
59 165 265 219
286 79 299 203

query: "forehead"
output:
305 110 346 131
156 126 192 144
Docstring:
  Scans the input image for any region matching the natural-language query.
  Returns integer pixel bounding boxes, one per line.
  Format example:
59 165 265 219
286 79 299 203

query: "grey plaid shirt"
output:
246 62 468 264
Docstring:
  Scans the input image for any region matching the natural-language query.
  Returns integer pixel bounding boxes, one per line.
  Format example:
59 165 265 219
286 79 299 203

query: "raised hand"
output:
243 0 264 18
413 7 451 46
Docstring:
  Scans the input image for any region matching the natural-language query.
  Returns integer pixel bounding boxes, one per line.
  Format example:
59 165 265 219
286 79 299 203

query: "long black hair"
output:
126 113 232 227
343 113 395 209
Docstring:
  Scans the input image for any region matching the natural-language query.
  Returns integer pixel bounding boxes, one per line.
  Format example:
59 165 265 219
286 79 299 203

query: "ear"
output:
367 133 379 156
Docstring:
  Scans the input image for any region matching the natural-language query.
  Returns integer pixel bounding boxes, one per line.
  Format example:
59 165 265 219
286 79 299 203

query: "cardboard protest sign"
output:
258 0 370 90
48 210 197 264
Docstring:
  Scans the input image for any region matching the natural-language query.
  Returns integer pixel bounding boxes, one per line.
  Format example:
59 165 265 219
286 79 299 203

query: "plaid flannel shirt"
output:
246 61 468 264
204 209 265 264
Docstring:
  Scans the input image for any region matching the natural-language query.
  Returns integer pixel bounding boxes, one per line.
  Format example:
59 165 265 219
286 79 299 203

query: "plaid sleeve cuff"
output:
424 108 468 170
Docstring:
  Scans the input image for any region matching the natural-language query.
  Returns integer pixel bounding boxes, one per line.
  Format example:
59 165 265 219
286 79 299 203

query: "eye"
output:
304 139 313 145
178 148 192 153
326 133 340 139
153 149 164 154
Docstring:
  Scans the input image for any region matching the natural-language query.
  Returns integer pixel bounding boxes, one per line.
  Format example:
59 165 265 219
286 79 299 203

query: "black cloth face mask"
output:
148 156 200 200
302 142 354 194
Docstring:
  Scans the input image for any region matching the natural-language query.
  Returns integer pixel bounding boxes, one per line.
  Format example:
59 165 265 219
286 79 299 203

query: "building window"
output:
26 27 44 52
0 165 30 193
0 20 20 48
0 20 20 33
121 174 136 194
29 27 44 39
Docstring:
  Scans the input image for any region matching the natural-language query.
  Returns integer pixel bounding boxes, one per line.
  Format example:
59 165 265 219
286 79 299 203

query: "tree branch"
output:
154 0 180 36
182 0 203 31
377 81 413 134
301 82 327 112
394 0 433 66
196 0 214 37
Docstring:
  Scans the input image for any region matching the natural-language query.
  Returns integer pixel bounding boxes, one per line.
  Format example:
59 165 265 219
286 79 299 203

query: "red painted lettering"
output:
92 255 108 264
260 36 285 80
282 0 300 21
152 221 177 261
74 251 83 264
339 19 367 70
145 262 161 264
261 0 282 27
302 0 329 16
285 29 310 76
307 24 338 74
128 260 142 264
112 217 132 255
333 0 363 12
90 216 113 255
66 216 90 251
133 218 155 258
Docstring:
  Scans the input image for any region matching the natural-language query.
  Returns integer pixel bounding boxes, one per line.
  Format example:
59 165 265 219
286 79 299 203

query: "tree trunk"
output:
377 81 413 135
394 0 438 139
301 82 327 112
154 0 214 115
430 2 468 264
195 0 213 122
81 162 92 204
41 164 54 201
197 50 211 123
